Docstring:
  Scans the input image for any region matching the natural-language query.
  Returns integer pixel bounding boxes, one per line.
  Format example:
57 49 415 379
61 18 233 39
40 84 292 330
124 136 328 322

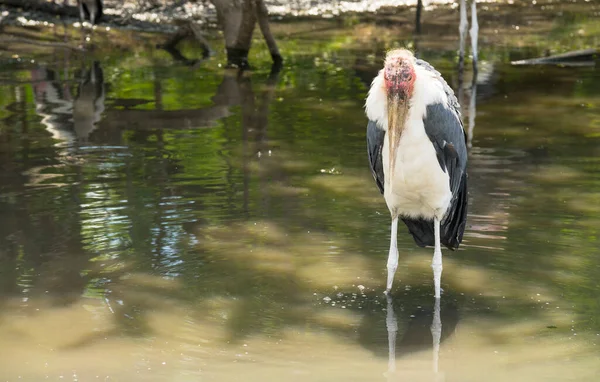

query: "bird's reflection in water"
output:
457 0 480 148
384 295 456 381
467 0 479 149
431 298 442 378
355 291 458 381
31 60 106 147
26 60 106 186
386 294 398 376
73 61 106 143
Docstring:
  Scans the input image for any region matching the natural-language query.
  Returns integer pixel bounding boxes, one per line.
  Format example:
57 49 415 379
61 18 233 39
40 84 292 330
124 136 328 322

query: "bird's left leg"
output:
432 218 443 298
386 217 399 293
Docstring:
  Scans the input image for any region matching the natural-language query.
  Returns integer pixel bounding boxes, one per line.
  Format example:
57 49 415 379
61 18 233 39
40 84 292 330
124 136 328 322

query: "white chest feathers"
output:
381 117 451 220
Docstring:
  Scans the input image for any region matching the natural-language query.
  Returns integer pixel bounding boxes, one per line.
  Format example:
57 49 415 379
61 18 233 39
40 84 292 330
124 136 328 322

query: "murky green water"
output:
1 2 600 381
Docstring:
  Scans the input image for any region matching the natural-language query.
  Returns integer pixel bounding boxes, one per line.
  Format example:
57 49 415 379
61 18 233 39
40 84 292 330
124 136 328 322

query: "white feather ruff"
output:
365 69 388 130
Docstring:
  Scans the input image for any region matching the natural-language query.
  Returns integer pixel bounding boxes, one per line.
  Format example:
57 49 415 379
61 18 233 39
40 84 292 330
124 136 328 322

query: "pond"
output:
0 1 600 381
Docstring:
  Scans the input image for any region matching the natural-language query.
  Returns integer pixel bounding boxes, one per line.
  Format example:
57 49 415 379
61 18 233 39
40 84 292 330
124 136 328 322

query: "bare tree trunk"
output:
235 0 257 50
212 0 244 48
162 0 283 69
256 0 282 67
228 0 257 68
415 0 423 34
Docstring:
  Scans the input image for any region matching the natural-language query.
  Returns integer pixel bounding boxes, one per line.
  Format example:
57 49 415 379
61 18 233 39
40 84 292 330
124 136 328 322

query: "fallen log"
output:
511 48 598 67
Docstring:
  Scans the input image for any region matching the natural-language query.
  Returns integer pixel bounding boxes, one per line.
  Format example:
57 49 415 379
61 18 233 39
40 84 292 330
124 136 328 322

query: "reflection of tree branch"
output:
239 73 253 216
104 65 281 133
153 131 168 272
0 36 82 51
257 64 281 153
0 79 79 86
103 106 233 130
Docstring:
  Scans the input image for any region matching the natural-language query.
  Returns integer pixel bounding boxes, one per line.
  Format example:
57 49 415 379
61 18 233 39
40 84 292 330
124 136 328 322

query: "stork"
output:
78 0 103 26
365 49 468 298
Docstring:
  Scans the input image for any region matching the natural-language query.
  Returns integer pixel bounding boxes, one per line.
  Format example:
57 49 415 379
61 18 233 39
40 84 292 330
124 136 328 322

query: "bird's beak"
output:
387 96 405 132
387 95 409 173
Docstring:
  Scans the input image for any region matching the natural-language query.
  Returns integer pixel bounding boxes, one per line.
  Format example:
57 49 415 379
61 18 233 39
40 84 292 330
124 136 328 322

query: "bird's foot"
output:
386 264 397 295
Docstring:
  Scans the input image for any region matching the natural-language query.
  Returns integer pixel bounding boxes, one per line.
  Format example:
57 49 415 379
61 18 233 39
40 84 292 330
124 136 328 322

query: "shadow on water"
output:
1 1 600 379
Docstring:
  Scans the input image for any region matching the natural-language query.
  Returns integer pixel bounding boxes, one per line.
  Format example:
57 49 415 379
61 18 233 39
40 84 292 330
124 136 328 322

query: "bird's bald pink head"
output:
383 49 416 100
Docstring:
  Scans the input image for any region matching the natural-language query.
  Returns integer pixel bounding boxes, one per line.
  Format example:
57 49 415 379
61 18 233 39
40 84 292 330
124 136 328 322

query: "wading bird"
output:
78 0 103 25
365 49 468 298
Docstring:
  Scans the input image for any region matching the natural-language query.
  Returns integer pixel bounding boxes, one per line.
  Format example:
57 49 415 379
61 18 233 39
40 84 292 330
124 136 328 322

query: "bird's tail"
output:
401 174 468 250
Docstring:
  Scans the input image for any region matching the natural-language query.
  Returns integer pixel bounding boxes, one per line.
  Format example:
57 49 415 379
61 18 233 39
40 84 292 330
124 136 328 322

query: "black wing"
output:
402 61 469 250
423 102 467 194
366 120 385 194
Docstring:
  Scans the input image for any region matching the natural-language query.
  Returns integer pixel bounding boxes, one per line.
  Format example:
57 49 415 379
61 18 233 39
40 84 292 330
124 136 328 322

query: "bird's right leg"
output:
386 217 399 293
432 218 443 298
